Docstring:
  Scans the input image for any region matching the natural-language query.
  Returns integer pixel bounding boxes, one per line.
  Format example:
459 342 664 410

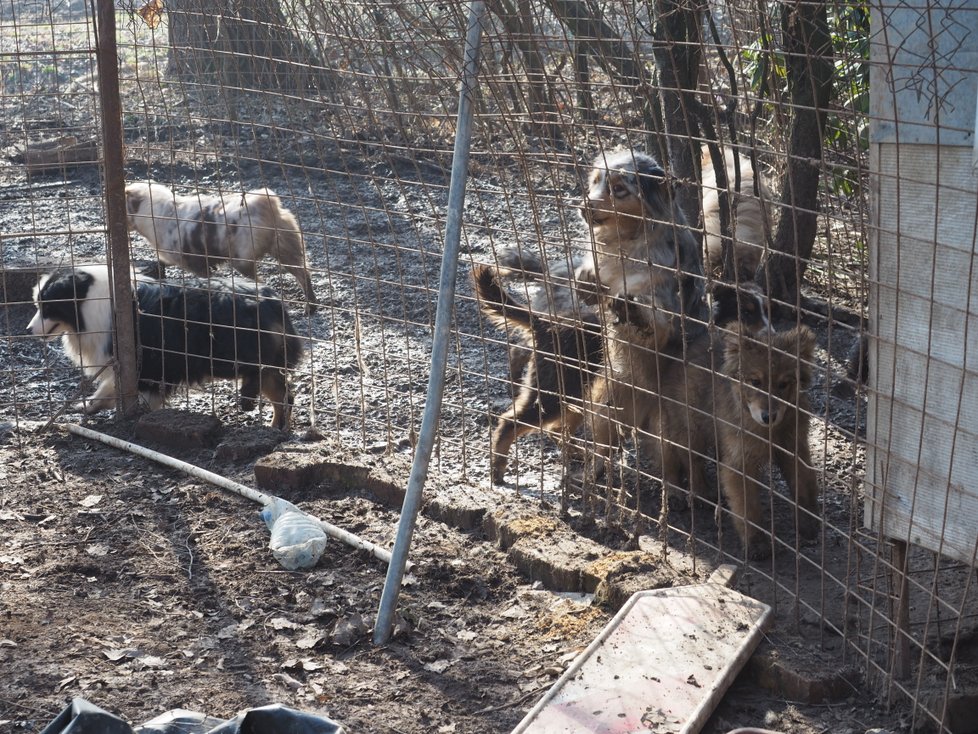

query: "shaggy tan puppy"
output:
658 322 818 559
125 181 318 313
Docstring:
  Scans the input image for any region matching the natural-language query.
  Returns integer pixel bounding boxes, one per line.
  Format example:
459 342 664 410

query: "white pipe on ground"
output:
65 423 397 568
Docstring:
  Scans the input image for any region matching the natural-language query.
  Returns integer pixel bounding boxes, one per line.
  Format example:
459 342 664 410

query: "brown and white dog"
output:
125 181 318 313
578 149 710 467
472 263 604 484
700 146 772 280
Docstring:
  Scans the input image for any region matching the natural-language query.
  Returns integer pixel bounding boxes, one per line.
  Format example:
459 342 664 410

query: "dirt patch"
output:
0 5 917 727
1 417 908 734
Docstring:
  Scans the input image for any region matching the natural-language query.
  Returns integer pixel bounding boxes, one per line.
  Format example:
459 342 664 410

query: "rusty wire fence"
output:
1 0 977 730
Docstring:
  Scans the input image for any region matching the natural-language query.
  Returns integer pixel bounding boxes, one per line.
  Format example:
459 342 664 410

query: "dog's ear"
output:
721 326 744 358
795 325 816 360
125 187 143 215
636 162 668 210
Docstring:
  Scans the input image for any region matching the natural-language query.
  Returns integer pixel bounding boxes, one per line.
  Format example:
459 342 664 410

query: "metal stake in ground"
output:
373 0 487 646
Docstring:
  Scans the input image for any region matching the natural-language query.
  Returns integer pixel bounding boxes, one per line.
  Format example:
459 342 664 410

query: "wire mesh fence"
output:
2 0 977 730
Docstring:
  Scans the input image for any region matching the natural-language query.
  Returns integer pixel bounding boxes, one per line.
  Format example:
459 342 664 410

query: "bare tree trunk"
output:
574 41 596 121
541 0 645 87
541 0 665 167
488 0 563 141
759 0 833 305
166 0 332 95
652 0 708 224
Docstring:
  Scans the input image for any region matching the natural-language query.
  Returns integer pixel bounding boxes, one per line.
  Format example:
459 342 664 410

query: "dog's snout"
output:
26 312 41 336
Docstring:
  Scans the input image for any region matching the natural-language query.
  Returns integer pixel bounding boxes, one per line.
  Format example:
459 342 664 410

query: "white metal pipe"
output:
65 423 396 567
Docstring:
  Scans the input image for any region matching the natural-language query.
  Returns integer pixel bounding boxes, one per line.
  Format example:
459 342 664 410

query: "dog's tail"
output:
471 264 535 335
495 247 546 278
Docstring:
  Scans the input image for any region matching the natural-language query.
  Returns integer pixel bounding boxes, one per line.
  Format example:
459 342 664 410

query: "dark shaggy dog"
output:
125 181 318 313
492 246 600 382
28 265 304 429
472 264 604 484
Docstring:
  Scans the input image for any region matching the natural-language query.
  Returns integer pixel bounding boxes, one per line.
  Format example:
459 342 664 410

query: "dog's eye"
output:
778 379 791 391
612 182 631 198
748 377 763 388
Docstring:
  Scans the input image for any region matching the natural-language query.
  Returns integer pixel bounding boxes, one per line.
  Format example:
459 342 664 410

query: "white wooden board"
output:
865 143 978 565
511 584 772 734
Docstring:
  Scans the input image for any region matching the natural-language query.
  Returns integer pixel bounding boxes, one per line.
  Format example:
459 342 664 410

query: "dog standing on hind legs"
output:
578 148 710 472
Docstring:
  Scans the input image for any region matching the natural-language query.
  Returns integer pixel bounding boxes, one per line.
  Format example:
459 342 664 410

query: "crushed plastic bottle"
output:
260 498 328 571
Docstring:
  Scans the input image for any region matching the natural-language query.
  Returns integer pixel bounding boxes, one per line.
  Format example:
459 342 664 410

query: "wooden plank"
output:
511 583 772 734
866 143 978 565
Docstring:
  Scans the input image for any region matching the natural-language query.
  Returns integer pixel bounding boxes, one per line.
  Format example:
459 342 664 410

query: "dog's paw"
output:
490 456 508 485
666 490 690 512
745 537 772 561
798 513 819 541
73 398 108 415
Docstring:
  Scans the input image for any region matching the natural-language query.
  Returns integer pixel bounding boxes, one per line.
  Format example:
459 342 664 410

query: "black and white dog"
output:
27 265 305 429
125 181 318 313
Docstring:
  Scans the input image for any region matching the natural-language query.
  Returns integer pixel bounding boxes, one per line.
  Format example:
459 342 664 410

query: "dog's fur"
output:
656 283 770 504
28 265 304 430
578 149 710 464
658 322 818 559
581 149 706 328
846 332 869 385
125 181 318 313
472 264 604 484
492 247 600 382
701 146 772 280
478 247 769 484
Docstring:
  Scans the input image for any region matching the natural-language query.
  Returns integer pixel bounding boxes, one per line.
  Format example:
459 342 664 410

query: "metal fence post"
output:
95 0 138 416
373 0 486 646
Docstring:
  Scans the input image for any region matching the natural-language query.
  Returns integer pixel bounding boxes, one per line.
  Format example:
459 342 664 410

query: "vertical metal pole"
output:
94 0 138 416
374 0 486 645
891 539 911 681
